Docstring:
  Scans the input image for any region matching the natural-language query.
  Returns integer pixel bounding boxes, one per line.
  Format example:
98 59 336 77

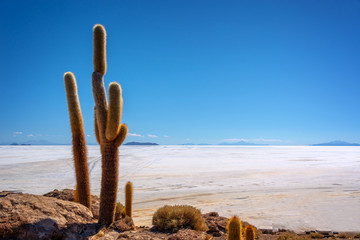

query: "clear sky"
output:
1 0 360 145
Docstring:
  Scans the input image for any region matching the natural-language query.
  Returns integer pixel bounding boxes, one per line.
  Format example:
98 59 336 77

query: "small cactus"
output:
227 216 242 240
125 181 133 218
64 72 91 209
245 225 256 240
115 202 125 220
92 24 128 226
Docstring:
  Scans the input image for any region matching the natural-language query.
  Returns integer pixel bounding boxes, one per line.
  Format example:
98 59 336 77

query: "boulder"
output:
203 212 228 237
0 191 94 239
44 189 100 219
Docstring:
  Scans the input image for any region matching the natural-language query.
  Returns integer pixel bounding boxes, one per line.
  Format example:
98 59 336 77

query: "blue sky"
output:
1 0 360 145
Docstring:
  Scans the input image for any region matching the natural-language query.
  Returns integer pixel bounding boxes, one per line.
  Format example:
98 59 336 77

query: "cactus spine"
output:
92 24 128 226
245 225 256 240
125 181 133 218
227 216 242 240
64 72 91 209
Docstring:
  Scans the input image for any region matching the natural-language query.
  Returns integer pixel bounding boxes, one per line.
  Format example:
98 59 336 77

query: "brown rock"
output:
0 191 93 239
109 216 135 232
203 212 228 237
44 189 101 219
168 229 208 240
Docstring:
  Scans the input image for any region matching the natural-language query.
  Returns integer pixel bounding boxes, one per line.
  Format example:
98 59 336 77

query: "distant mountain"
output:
124 142 159 146
219 141 268 146
311 140 360 146
6 140 60 145
10 143 31 146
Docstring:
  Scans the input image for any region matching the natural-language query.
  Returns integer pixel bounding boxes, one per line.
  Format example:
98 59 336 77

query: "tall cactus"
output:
226 216 242 240
64 72 91 209
245 225 256 240
125 181 133 218
92 24 128 226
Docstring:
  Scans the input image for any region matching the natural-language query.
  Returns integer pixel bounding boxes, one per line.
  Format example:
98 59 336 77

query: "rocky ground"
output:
0 189 359 240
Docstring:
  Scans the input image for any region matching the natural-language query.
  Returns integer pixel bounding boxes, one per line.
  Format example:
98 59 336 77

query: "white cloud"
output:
13 132 23 135
148 134 158 138
163 135 169 138
27 134 34 137
87 135 91 137
128 133 144 137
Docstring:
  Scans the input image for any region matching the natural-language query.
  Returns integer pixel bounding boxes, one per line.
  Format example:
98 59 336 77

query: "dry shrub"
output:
337 233 351 239
152 205 208 232
276 232 311 240
310 233 324 239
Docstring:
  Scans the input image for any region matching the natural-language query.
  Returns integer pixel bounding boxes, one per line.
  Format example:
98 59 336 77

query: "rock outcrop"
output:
0 191 95 239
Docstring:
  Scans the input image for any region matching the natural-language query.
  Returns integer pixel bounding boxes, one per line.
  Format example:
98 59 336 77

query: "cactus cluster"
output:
64 24 131 226
226 217 256 240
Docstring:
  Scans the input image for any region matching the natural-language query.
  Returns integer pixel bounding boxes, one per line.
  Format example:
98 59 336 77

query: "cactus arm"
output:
105 82 122 141
114 124 128 147
125 181 133 218
64 72 91 209
93 24 107 75
94 107 101 144
92 71 108 141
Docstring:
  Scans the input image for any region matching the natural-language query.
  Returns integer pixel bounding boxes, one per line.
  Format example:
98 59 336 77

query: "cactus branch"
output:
93 24 107 75
115 124 128 147
106 82 123 141
92 71 108 141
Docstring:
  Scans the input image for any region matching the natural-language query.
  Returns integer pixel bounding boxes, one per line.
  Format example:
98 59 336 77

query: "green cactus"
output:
64 72 91 209
226 216 242 240
92 24 128 226
125 181 133 218
245 225 256 240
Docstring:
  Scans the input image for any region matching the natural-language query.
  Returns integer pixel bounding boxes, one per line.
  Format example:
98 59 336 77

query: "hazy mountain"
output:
3 140 61 145
311 140 360 146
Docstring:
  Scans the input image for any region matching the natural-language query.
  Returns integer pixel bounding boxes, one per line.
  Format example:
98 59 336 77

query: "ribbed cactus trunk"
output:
92 25 128 226
64 72 91 209
99 143 119 224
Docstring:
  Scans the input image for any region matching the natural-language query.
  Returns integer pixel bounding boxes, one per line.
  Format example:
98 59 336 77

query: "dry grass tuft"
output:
152 205 208 232
276 232 311 240
310 232 324 239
